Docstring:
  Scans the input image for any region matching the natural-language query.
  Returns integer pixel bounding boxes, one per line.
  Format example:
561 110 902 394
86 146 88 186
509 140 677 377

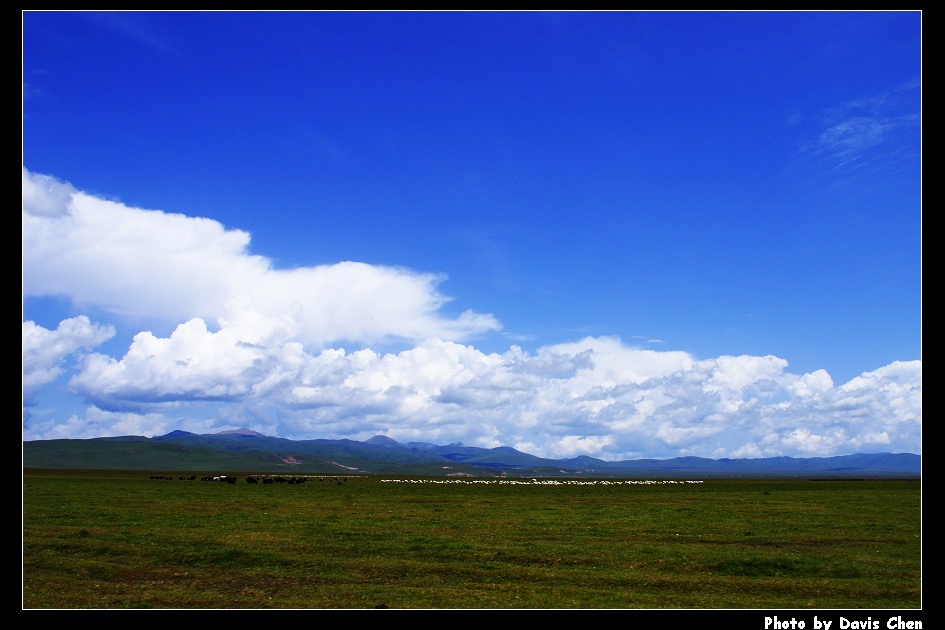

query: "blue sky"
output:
22 10 921 461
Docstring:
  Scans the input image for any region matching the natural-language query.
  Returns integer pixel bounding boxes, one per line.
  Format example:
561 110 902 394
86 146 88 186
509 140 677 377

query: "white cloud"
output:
22 168 499 348
21 170 920 460
789 369 834 398
24 301 922 459
22 315 115 395
23 406 194 442
817 116 893 163
804 85 920 176
21 169 77 217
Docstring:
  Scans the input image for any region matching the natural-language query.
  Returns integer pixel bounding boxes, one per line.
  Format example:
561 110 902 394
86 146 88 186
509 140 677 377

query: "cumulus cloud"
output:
22 168 499 347
22 315 115 401
23 303 922 460
21 168 921 460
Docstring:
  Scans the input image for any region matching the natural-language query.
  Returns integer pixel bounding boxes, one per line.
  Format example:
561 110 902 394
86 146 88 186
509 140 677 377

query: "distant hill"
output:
22 429 920 478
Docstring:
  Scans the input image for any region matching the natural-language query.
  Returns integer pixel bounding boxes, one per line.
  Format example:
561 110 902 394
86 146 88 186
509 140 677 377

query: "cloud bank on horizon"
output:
22 168 920 460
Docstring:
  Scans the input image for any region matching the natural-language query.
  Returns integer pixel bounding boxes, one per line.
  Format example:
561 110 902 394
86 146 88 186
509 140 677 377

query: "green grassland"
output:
22 469 921 609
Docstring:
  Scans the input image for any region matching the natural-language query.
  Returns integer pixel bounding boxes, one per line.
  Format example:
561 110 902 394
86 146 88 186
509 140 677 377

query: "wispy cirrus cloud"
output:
802 81 920 178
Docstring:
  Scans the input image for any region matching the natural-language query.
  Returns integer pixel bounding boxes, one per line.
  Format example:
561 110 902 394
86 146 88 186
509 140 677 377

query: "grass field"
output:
22 469 921 609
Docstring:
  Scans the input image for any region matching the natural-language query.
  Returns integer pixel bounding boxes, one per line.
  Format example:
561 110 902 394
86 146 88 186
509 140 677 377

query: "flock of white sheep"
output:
379 478 705 485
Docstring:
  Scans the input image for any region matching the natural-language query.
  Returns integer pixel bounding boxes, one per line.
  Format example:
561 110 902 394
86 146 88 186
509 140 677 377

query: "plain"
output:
22 469 921 609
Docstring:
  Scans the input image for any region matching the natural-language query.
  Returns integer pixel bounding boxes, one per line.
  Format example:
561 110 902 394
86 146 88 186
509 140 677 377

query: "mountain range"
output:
22 428 921 478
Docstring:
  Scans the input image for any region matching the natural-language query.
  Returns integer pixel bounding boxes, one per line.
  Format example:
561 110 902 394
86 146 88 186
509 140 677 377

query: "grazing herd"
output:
245 475 308 484
149 474 350 485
